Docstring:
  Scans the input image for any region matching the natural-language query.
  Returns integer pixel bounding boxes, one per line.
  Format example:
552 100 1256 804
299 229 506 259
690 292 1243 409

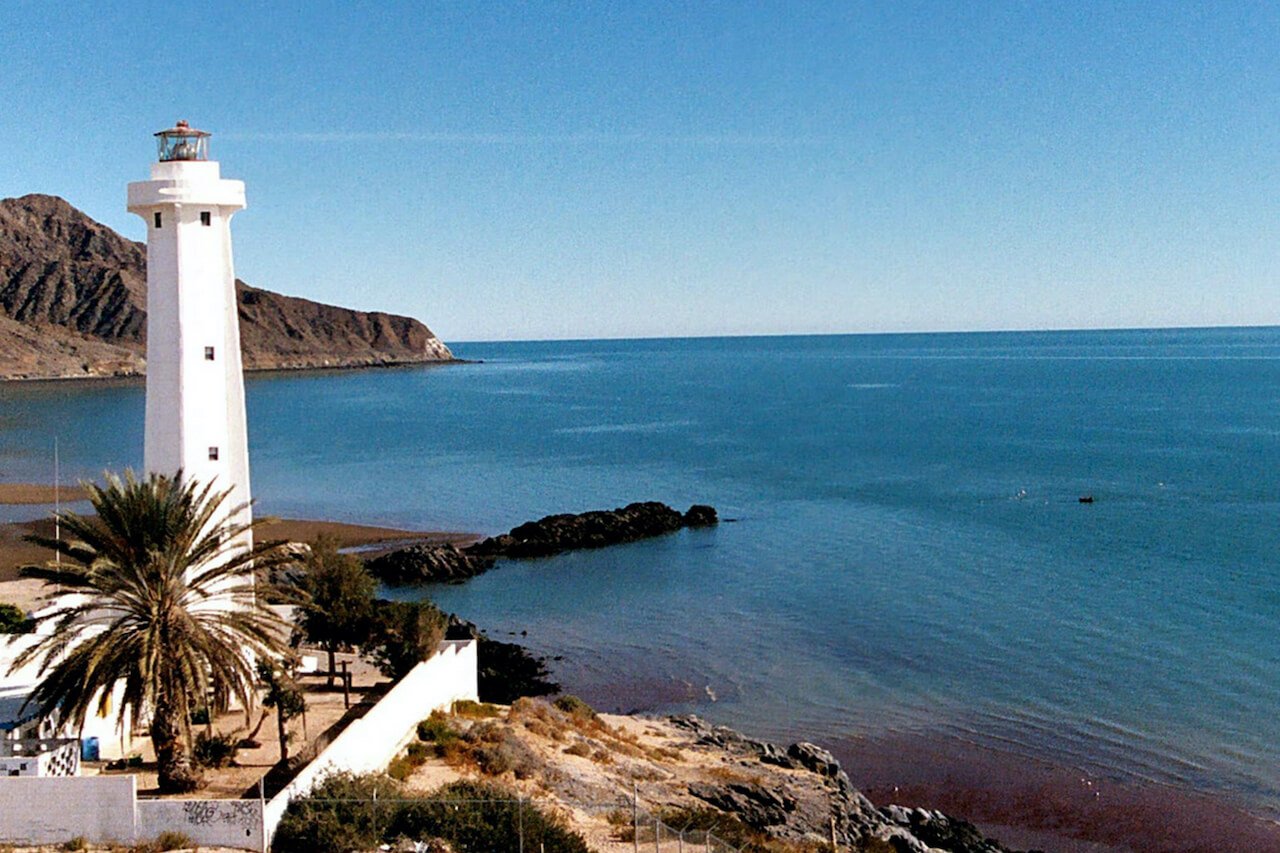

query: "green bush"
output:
0 603 32 634
62 837 88 852
452 699 502 718
192 731 239 768
273 774 589 853
417 712 459 745
363 600 447 680
272 772 402 853
387 754 417 782
389 780 590 853
552 695 596 720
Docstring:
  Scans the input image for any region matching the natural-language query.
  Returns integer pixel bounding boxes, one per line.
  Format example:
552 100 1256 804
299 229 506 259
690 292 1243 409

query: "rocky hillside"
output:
0 194 454 380
393 699 1027 853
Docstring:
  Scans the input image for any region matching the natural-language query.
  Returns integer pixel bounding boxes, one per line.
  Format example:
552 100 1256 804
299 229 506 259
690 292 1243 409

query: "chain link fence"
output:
283 791 743 853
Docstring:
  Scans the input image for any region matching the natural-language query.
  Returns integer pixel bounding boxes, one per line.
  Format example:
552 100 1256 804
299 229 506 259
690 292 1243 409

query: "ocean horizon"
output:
3 326 1280 841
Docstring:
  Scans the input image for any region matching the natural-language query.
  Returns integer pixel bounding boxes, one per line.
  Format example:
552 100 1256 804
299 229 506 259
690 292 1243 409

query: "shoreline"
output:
0 356 470 385
4 490 1277 852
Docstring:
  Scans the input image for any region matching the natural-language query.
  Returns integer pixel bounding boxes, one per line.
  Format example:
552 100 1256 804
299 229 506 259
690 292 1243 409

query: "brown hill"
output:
0 194 454 380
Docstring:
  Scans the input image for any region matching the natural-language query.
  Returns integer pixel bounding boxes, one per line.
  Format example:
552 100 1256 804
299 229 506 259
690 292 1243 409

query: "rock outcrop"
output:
668 715 1026 853
406 701 1030 853
0 193 454 379
365 544 495 586
467 501 718 560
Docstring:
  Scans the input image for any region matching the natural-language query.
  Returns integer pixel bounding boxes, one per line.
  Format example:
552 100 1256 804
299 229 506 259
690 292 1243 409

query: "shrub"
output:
563 741 591 757
387 754 417 782
465 721 505 745
389 780 590 853
192 731 239 768
364 600 447 680
272 772 402 853
0 603 32 634
274 775 588 853
474 743 514 776
452 699 501 718
552 695 595 719
155 831 194 851
62 837 87 852
417 712 459 746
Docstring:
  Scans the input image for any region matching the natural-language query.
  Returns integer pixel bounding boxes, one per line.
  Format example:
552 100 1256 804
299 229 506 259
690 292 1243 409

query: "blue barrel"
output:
81 737 99 762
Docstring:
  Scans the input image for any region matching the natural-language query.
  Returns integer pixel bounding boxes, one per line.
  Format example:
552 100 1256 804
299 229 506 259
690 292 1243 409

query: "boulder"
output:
364 544 494 585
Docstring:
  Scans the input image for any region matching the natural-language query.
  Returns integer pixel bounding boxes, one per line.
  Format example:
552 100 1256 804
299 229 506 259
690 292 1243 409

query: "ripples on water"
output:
3 328 1280 819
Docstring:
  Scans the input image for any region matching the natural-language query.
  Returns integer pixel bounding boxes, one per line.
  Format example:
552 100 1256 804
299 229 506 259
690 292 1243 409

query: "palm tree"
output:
12 470 297 793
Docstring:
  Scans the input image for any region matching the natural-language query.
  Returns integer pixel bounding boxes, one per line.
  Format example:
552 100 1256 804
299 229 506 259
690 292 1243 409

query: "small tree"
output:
259 658 306 764
363 600 446 680
297 538 376 685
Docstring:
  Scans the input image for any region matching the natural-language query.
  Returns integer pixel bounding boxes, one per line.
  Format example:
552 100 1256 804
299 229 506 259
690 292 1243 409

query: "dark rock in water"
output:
684 504 719 526
364 544 494 585
882 805 1015 853
466 501 718 559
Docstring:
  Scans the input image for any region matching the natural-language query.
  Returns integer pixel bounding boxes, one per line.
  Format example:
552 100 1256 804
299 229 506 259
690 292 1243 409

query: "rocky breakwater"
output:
468 500 718 559
365 501 717 585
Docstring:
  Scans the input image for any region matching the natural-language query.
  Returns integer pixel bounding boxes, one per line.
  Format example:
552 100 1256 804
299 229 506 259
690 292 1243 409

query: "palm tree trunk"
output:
151 697 201 793
277 704 289 764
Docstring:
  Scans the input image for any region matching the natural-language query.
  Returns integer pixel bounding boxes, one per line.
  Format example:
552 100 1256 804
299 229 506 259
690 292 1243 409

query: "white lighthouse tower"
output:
127 121 252 549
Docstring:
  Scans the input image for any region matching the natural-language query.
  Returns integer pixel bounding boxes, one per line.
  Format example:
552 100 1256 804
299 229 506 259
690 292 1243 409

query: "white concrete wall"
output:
263 639 478 846
137 799 264 850
0 775 138 844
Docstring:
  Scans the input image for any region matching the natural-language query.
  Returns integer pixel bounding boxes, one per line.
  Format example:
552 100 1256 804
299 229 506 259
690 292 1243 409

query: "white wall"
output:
0 776 138 844
137 799 264 850
263 639 478 846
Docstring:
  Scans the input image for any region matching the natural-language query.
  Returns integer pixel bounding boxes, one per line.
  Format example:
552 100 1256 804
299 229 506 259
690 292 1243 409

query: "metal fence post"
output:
518 793 525 853
633 784 640 853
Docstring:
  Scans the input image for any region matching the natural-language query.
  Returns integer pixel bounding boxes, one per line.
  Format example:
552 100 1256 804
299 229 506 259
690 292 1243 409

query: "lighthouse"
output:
127 121 252 549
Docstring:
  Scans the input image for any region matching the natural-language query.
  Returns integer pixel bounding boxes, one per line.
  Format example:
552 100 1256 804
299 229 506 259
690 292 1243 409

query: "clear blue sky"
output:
4 1 1279 342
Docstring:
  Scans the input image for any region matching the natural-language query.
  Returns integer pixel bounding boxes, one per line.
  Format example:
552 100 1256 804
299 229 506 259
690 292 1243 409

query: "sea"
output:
3 327 1280 832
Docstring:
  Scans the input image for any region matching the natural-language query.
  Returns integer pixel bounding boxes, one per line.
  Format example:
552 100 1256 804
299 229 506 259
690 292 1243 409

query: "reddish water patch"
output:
829 733 1280 853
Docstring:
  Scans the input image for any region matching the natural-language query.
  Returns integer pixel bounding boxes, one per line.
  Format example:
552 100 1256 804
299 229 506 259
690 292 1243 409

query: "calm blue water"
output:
3 328 1280 816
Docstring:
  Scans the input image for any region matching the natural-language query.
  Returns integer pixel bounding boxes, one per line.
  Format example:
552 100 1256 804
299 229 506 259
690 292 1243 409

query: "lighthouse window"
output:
200 211 212 226
208 447 219 461
204 346 215 361
154 212 162 228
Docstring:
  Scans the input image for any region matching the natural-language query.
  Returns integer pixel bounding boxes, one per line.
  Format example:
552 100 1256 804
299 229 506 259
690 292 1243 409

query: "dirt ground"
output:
84 648 391 800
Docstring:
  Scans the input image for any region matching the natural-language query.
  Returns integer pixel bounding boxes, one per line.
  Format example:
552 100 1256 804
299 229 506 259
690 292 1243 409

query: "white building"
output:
126 121 253 548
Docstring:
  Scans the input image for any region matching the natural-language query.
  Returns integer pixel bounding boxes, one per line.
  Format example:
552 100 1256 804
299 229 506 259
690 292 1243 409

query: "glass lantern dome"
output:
155 120 210 162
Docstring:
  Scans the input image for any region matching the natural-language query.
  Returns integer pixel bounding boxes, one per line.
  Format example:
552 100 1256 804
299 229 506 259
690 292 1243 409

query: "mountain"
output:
0 194 454 380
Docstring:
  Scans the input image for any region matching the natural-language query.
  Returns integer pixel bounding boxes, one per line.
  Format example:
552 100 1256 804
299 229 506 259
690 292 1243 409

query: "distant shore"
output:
5 484 1279 853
